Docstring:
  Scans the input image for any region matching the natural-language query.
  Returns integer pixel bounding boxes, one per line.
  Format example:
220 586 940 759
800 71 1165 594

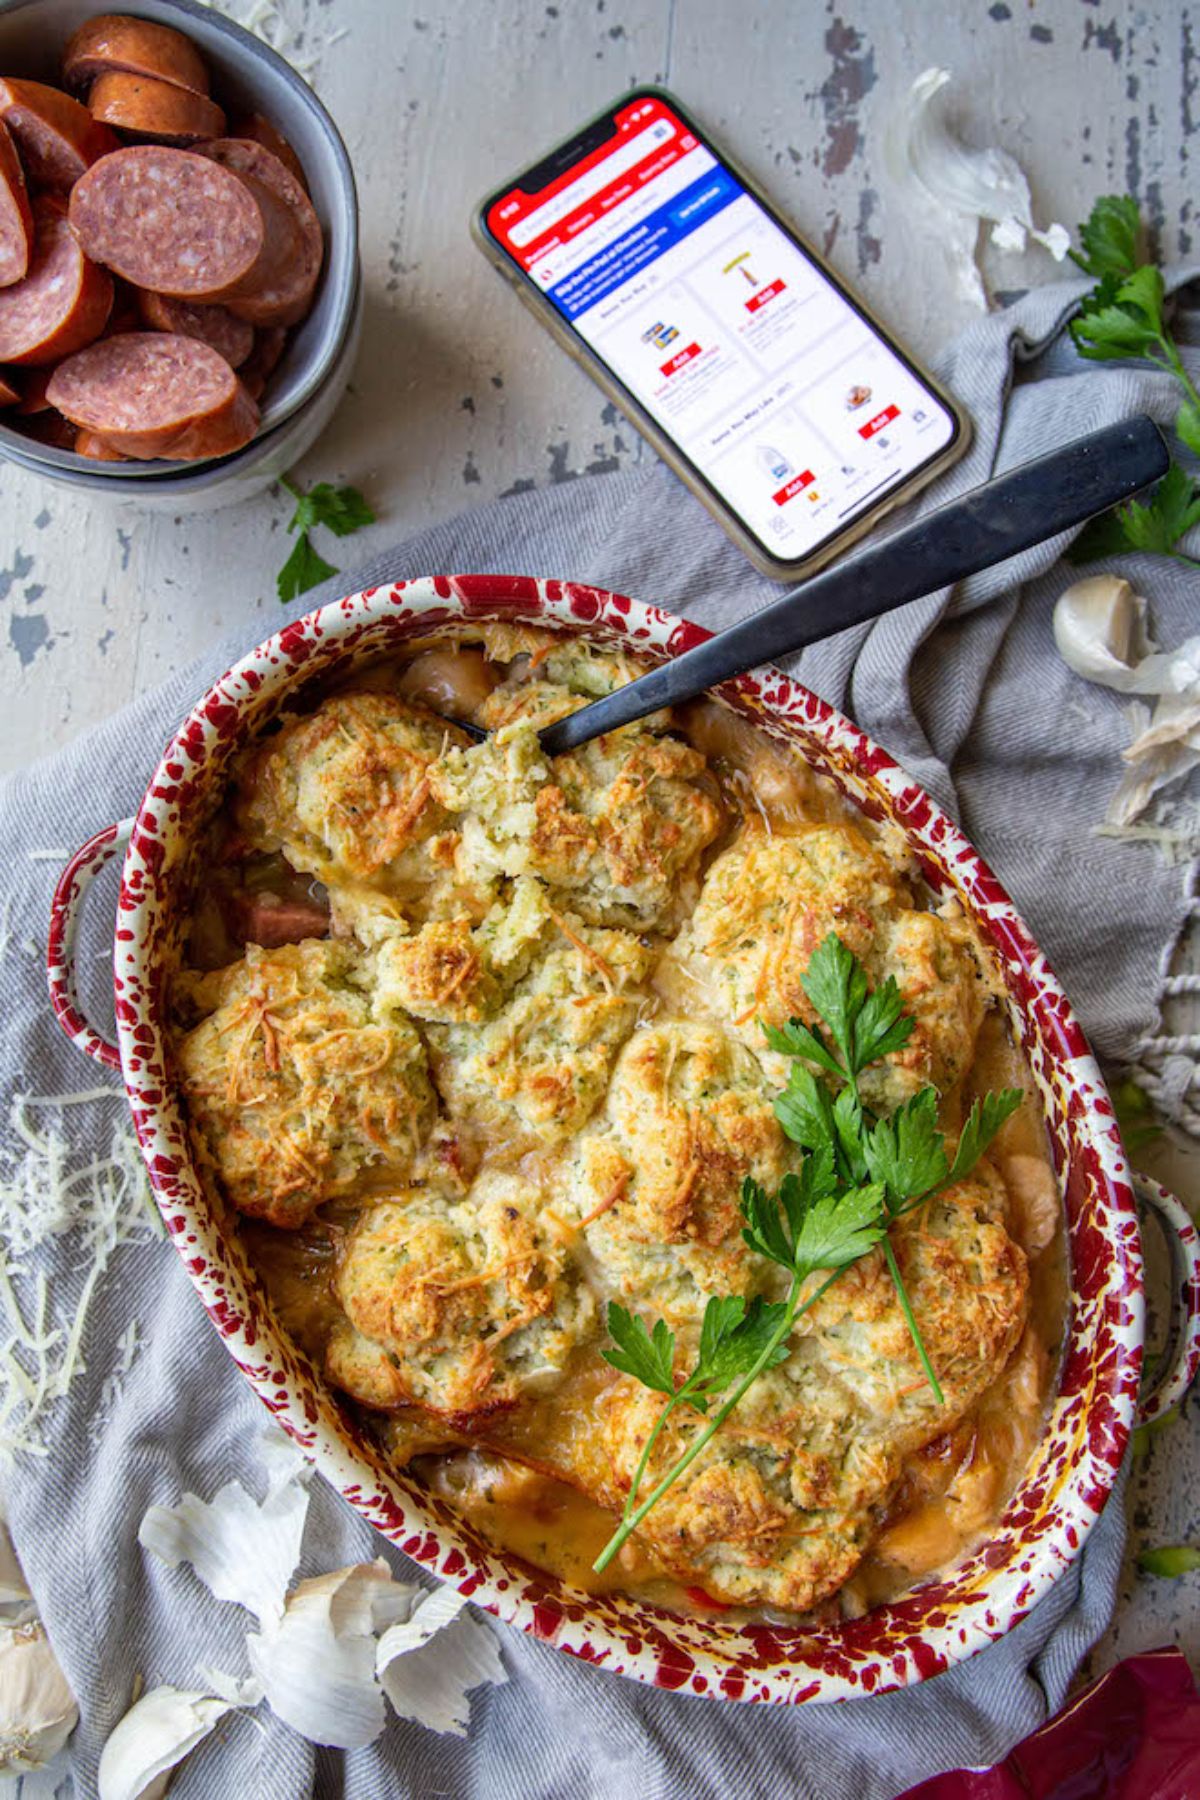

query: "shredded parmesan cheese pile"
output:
0 1090 160 1463
207 0 349 84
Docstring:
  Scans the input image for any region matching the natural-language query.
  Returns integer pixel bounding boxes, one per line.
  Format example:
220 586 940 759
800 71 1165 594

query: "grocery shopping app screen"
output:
487 96 957 560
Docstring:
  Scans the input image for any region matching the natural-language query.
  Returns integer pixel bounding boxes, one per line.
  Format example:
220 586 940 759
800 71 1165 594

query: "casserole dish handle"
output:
1134 1172 1200 1423
46 819 134 1072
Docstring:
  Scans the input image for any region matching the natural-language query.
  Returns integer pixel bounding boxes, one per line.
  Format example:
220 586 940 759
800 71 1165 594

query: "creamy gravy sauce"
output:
189 626 1067 1625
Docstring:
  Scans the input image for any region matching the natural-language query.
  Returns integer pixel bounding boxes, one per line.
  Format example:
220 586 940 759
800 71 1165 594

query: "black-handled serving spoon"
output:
444 416 1169 754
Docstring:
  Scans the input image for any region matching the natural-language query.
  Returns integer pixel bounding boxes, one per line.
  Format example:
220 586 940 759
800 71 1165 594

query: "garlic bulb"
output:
0 1621 78 1773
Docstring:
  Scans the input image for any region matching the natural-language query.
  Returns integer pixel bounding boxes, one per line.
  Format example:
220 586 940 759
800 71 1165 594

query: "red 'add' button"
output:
660 342 702 376
858 404 900 440
746 279 786 313
772 469 816 506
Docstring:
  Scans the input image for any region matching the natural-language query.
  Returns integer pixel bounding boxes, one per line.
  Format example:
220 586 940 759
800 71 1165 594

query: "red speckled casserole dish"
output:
46 575 1200 1703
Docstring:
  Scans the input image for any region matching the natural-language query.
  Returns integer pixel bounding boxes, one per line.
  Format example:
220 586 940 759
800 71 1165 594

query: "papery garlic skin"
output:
886 67 1070 310
1053 575 1200 827
0 1621 78 1773
97 1686 241 1800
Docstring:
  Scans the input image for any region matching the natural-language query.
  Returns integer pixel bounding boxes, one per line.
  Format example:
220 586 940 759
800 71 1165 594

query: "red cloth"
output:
900 1647 1200 1799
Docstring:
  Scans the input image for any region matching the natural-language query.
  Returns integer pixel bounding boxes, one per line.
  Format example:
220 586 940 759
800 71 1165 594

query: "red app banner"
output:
772 469 816 506
746 278 786 313
859 403 900 440
660 343 702 377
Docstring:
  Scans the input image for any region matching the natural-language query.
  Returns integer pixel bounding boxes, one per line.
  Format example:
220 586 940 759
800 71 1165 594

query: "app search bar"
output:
509 120 676 247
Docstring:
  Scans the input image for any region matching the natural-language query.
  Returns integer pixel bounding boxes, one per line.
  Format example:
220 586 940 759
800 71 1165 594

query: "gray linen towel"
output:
1 268 1197 1800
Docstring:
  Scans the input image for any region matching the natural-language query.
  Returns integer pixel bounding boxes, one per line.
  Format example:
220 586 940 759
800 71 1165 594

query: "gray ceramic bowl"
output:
0 0 359 500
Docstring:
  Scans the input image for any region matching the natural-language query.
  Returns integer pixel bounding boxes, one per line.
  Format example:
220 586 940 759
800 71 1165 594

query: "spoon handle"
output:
539 414 1169 757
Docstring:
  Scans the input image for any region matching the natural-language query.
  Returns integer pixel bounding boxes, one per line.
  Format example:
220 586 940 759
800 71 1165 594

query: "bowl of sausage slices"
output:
0 0 359 503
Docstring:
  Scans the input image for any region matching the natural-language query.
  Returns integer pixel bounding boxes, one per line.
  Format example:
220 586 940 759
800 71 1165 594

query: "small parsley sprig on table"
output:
591 932 1022 1575
276 474 376 602
1067 195 1200 568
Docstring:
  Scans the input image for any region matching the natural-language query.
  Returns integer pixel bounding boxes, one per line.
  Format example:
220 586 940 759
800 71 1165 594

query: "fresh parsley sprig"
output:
1067 195 1200 566
277 475 376 602
593 1180 879 1575
591 932 1023 1575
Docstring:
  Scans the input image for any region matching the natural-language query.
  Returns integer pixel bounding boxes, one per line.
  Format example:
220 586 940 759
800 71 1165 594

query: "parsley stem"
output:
621 1379 696 1522
279 474 303 501
593 1269 841 1575
880 1236 944 1406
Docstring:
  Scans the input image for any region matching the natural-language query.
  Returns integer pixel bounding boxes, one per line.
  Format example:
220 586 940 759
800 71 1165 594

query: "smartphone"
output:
473 88 970 582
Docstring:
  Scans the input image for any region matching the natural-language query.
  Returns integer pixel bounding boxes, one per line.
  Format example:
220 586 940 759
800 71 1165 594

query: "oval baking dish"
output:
46 575 1200 1703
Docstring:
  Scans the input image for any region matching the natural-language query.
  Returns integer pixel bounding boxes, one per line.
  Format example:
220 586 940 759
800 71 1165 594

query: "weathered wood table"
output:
1 0 1196 1687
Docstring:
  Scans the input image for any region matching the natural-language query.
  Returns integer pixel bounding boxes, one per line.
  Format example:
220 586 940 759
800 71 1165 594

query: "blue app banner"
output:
546 167 741 321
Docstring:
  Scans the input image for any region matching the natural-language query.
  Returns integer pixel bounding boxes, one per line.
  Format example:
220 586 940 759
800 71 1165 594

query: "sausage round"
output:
197 139 323 326
0 197 114 366
74 427 127 461
0 372 18 406
70 147 264 301
47 331 260 460
229 112 308 190
88 71 226 145
62 14 211 96
137 289 254 367
0 79 118 190
0 119 32 289
236 323 288 400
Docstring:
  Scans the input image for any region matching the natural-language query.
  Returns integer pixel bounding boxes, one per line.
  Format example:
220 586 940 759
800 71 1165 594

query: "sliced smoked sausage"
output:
0 79 118 190
70 147 264 301
137 289 253 367
0 119 32 289
197 139 323 326
0 196 113 365
62 14 211 96
0 372 19 406
230 112 308 190
74 426 127 460
88 71 225 144
47 331 259 460
236 323 288 400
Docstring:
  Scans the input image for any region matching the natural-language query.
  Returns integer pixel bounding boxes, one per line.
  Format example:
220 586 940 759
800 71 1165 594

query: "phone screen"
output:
483 93 962 569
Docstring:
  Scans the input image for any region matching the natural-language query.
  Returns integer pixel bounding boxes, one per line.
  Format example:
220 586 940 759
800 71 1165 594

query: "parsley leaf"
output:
276 475 375 603
602 1302 677 1397
1137 1544 1200 1578
1070 465 1200 569
799 934 867 1075
741 1170 885 1278
693 1294 792 1401
1069 194 1143 282
296 481 377 538
1111 1077 1164 1159
865 1089 948 1207
948 1089 1024 1182
277 533 339 603
1177 399 1200 459
774 1059 839 1156
762 1015 843 1080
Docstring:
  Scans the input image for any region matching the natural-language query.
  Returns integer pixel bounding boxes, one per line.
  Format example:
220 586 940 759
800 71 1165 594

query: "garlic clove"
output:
1052 574 1148 688
0 1621 78 1774
97 1686 243 1800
